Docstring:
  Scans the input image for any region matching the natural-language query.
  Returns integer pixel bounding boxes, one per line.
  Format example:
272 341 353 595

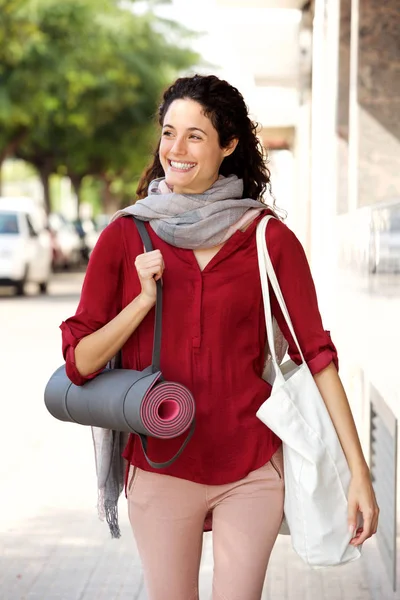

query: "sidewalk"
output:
0 273 397 600
0 494 394 600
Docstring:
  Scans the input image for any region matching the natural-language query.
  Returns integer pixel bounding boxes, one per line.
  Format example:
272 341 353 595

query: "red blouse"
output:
61 210 338 485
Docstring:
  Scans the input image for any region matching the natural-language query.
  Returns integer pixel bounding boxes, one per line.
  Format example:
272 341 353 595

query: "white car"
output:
0 197 52 295
48 212 82 269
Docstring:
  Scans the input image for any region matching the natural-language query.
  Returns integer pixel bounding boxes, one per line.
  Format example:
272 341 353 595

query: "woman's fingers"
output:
347 502 358 539
352 521 372 545
135 250 165 280
138 254 164 266
135 250 165 304
347 475 379 546
137 249 163 262
349 508 379 546
137 266 163 279
136 251 164 265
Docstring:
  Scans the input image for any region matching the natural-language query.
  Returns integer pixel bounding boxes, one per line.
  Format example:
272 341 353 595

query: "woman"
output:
61 74 378 600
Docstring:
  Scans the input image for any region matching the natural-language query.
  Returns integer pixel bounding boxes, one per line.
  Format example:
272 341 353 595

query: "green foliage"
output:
0 0 200 212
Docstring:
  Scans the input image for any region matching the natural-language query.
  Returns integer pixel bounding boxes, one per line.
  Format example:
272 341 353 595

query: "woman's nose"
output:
171 137 186 155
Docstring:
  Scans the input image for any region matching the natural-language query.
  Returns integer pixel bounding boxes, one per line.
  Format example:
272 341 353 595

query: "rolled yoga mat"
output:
44 365 195 438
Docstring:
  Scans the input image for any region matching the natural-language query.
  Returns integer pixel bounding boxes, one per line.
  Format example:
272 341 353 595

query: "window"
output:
0 213 19 234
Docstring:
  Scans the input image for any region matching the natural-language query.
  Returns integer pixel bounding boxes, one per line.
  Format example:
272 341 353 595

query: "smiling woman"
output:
61 73 378 600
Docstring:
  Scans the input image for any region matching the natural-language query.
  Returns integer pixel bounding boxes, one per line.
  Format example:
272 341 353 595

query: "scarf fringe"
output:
97 486 121 538
105 504 121 539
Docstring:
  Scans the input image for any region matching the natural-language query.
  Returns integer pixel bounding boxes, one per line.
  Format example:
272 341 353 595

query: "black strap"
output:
131 217 196 469
133 218 162 374
137 420 196 469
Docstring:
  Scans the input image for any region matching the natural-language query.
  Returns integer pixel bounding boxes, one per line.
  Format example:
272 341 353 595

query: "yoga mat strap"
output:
137 419 196 469
133 217 162 374
133 217 195 469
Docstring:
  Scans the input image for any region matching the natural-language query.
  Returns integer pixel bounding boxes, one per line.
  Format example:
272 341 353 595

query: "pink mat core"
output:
157 400 179 421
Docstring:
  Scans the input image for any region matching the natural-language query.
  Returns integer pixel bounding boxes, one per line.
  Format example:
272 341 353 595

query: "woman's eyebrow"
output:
162 124 208 136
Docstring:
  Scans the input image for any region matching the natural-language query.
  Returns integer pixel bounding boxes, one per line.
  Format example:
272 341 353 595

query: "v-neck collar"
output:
186 209 269 274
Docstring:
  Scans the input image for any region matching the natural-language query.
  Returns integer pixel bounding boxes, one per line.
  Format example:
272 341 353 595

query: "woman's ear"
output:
222 138 239 158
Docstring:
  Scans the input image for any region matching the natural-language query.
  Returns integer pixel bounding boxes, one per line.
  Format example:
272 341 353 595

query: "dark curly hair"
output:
136 74 273 203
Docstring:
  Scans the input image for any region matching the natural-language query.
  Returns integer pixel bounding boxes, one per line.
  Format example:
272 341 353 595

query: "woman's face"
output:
159 98 237 194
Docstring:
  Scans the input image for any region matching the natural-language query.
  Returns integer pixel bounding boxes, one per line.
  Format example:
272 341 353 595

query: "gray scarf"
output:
111 174 265 249
92 352 129 539
92 427 129 538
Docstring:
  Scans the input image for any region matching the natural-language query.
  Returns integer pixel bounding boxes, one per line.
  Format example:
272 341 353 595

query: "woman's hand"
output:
135 249 165 305
347 468 379 546
312 364 379 547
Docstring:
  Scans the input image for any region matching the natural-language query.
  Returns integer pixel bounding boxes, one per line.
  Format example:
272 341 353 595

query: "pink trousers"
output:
127 446 284 600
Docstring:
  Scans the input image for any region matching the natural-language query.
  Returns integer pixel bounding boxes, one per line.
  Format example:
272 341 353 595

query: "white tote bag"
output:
256 215 361 567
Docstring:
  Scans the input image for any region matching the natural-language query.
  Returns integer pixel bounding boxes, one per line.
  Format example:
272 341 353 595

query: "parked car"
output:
48 212 82 270
73 218 100 262
0 197 52 295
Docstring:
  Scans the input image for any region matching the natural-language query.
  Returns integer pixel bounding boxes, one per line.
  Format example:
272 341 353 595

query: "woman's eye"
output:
162 131 173 137
190 135 201 140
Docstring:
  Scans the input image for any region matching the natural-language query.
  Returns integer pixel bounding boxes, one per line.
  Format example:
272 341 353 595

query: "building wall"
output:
336 0 351 215
357 0 400 208
311 0 400 593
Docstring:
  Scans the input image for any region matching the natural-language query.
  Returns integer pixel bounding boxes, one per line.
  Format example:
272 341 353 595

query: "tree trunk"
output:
38 166 52 215
70 173 83 218
0 129 29 195
0 128 28 164
0 156 3 196
101 177 120 215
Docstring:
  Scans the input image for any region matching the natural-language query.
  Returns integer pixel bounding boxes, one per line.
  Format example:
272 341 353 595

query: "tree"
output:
61 6 199 213
0 0 42 191
1 0 199 213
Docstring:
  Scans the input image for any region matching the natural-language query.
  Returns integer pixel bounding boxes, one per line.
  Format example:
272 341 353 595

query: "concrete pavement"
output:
0 271 396 599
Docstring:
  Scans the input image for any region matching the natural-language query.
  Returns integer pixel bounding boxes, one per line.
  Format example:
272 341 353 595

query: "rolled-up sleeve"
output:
60 219 124 386
266 218 339 375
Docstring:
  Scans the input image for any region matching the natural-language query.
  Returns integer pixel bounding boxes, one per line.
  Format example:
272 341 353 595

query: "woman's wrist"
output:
136 292 156 311
349 457 370 478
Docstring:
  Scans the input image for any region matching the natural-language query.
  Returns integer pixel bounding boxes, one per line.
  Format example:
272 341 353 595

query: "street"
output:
0 271 393 599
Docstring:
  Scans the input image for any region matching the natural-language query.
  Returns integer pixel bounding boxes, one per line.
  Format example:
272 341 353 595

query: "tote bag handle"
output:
256 215 306 373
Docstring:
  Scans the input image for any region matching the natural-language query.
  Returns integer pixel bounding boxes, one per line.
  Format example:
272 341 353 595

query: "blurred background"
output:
0 0 399 598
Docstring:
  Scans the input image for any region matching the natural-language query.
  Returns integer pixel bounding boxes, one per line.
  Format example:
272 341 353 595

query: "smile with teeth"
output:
169 160 196 172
